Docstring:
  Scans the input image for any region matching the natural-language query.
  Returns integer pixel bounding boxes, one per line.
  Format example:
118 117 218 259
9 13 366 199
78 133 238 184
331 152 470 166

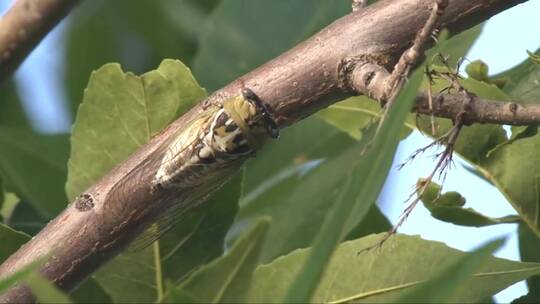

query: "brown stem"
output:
0 0 79 83
0 0 529 302
414 93 540 125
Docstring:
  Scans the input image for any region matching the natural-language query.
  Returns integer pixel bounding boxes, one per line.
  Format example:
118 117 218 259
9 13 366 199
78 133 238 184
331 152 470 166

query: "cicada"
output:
108 88 278 248
154 88 279 191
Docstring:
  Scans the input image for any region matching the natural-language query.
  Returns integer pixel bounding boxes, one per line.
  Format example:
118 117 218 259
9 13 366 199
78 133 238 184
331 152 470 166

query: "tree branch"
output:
0 0 532 302
414 92 540 125
0 0 79 83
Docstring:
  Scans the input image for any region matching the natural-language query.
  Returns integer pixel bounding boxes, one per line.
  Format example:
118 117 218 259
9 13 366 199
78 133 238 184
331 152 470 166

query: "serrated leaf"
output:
396 239 503 303
66 59 205 199
0 127 69 218
494 48 540 102
193 0 350 91
66 60 208 302
164 219 270 303
284 66 424 302
245 234 540 303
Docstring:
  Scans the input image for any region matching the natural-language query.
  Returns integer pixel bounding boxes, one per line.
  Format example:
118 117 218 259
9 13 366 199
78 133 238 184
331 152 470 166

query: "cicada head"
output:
240 88 279 139
218 88 279 152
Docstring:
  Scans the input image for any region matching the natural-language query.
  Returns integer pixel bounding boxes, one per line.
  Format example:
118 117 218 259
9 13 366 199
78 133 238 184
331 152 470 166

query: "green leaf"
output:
0 193 19 224
418 179 521 227
5 200 46 236
0 176 20 223
284 66 424 302
345 204 391 241
66 60 207 302
0 128 69 218
66 59 205 200
242 116 356 194
494 47 540 102
0 260 42 294
163 218 270 303
0 222 106 303
317 97 392 140
245 234 540 303
396 239 503 303
93 245 160 303
160 174 241 283
193 0 350 91
70 278 112 304
161 282 198 303
227 116 360 262
0 81 30 128
0 223 30 263
516 223 540 303
64 0 214 114
25 272 72 303
0 258 69 303
466 60 490 82
317 96 416 141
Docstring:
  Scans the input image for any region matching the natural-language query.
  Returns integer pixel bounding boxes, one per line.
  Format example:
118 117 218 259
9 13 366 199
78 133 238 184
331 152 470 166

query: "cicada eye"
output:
241 88 258 101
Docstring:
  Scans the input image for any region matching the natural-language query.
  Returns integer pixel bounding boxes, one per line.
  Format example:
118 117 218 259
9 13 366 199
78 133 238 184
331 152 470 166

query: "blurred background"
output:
1 0 539 302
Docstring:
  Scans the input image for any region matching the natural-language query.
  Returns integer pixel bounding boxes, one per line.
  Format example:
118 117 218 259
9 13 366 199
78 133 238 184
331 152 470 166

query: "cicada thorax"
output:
153 89 278 191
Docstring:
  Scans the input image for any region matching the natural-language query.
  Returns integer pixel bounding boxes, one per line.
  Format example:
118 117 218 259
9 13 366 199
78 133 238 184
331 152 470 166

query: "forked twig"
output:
359 57 474 253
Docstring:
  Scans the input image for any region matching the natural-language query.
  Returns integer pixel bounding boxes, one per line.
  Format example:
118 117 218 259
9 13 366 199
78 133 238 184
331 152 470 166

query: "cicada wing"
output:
114 111 221 250
127 162 239 251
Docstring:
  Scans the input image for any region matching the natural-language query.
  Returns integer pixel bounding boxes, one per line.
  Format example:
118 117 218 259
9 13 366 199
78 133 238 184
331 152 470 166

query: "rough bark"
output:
0 0 530 302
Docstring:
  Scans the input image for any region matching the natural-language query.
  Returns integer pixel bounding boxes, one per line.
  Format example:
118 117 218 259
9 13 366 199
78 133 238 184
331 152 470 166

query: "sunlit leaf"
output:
396 239 503 303
246 234 540 303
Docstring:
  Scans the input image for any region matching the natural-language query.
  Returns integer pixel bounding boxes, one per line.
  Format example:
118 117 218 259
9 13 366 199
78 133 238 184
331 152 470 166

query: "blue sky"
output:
2 0 540 302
